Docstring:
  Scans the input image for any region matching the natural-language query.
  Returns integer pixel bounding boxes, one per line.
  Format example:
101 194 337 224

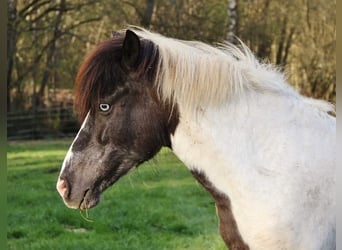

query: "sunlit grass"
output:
7 139 226 250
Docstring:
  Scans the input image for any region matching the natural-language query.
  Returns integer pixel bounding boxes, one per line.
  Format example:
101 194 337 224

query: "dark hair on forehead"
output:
74 32 159 122
74 35 125 122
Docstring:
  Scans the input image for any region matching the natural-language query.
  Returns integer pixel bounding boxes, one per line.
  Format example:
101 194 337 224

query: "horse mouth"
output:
66 162 135 210
79 189 100 210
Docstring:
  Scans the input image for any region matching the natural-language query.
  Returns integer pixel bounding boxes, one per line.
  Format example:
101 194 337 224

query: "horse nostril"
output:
57 178 69 198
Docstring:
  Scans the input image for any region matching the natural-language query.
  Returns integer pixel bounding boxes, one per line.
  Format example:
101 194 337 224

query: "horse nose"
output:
57 178 69 198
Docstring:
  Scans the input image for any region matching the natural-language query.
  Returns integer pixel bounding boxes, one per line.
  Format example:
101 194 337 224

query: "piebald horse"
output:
57 28 336 249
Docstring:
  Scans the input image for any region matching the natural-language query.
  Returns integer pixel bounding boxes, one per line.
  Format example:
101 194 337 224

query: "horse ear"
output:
122 30 141 69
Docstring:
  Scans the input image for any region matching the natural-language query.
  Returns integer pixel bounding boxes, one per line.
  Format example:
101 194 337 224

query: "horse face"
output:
56 30 178 209
57 85 169 209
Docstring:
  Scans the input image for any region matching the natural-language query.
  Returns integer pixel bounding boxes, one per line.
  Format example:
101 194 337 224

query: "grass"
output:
7 139 226 250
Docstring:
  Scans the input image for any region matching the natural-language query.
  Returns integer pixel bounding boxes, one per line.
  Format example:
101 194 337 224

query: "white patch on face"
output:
58 112 90 178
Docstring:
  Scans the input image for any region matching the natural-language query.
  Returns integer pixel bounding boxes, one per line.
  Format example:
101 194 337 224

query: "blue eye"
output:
99 103 110 112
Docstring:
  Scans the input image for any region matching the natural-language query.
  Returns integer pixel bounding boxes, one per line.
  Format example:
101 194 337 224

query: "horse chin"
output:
78 163 137 210
79 189 100 210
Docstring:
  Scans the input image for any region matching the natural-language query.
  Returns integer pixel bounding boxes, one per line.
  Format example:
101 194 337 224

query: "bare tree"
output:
7 0 102 110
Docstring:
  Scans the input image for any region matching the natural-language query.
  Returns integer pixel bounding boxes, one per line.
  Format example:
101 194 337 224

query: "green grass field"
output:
7 139 226 250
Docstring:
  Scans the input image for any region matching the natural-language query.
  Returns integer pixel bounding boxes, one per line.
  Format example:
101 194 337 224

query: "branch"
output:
64 17 102 31
122 1 144 20
65 0 101 10
30 6 62 23
19 0 51 18
14 36 57 85
14 16 101 85
62 31 95 44
28 2 101 24
19 0 100 19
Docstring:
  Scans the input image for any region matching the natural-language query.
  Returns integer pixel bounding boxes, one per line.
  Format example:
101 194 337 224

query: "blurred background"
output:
7 0 336 140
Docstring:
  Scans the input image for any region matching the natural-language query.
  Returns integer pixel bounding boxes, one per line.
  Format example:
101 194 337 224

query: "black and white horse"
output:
57 28 336 249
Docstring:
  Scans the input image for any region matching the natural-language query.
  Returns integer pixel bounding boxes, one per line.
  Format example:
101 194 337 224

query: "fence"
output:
8 105 79 140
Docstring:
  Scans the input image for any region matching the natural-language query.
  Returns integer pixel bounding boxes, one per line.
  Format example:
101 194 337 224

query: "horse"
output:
56 27 336 250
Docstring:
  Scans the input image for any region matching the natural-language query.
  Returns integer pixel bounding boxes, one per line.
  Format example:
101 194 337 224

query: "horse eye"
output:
99 103 110 112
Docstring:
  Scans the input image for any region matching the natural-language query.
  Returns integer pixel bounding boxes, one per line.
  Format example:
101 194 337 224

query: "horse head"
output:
56 30 178 209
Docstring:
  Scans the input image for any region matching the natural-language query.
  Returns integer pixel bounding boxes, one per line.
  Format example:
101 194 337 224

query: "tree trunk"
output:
282 27 295 65
276 16 295 66
142 0 155 28
7 0 17 112
37 0 66 106
256 0 271 59
227 0 238 44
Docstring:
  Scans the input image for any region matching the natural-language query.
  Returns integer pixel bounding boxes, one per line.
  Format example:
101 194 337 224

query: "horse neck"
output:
170 90 299 195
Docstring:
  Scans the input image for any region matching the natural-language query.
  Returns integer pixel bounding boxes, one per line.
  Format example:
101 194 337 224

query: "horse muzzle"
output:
56 177 100 210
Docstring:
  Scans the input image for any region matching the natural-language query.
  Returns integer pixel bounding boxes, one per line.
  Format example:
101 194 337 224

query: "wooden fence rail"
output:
8 105 78 140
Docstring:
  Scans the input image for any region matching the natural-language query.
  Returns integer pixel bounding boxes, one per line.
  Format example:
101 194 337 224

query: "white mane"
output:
131 28 335 115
